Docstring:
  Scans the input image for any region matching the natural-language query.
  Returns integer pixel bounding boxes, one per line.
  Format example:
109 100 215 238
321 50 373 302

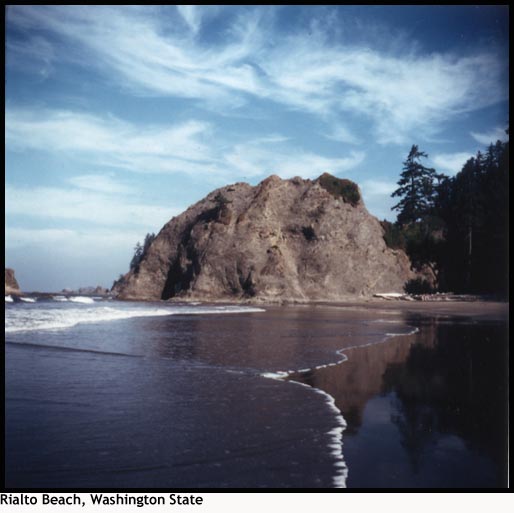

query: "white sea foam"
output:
261 371 289 379
260 369 348 488
69 296 95 304
259 322 420 488
5 295 13 303
52 295 68 302
5 304 265 333
20 297 37 303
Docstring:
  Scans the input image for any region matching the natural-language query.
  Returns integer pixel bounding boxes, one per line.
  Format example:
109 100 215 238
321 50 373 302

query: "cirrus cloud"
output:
431 152 475 175
7 5 508 144
470 126 509 146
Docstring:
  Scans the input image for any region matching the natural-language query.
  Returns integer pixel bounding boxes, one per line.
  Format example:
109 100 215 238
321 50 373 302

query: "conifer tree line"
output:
386 133 508 298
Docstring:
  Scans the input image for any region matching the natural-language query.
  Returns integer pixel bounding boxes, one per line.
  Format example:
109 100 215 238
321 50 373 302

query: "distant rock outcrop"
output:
60 286 110 296
113 174 415 302
78 286 110 296
5 268 21 295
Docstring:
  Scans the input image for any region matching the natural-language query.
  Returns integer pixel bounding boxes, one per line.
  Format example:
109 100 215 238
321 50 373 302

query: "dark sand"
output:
287 299 509 488
5 298 508 488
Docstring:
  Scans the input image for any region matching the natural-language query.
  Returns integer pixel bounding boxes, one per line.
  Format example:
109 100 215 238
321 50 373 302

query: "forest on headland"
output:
382 133 509 299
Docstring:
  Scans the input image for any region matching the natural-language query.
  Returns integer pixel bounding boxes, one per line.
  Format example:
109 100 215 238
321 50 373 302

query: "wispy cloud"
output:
7 5 264 108
323 123 361 145
431 152 475 175
6 35 55 79
67 174 135 195
223 139 365 179
6 226 141 251
360 179 396 197
7 5 507 144
176 5 221 34
5 184 181 229
177 5 202 33
470 126 509 146
6 108 219 176
5 169 177 287
6 107 364 182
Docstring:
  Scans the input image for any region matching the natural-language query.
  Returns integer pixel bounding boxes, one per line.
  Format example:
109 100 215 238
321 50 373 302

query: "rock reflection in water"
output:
292 316 508 488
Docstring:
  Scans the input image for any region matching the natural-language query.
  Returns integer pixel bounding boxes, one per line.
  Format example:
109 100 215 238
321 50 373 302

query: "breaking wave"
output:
5 304 265 333
68 296 95 304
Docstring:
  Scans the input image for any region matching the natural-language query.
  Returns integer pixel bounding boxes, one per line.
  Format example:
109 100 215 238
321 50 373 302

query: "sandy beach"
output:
5 298 509 488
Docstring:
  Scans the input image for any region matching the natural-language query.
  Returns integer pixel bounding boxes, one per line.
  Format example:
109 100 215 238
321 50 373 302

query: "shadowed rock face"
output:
5 268 21 295
113 174 415 302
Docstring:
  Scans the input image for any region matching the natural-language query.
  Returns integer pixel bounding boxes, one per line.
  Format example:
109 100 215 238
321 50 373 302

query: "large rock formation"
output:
5 268 21 295
113 174 414 302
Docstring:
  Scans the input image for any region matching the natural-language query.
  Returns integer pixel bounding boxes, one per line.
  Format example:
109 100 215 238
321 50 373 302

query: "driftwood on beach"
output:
373 292 486 302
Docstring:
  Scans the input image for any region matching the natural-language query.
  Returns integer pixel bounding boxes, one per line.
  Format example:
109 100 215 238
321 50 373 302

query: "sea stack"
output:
5 268 21 296
113 174 414 302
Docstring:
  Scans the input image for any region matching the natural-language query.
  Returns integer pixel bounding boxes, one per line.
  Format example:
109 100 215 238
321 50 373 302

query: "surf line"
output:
260 325 420 489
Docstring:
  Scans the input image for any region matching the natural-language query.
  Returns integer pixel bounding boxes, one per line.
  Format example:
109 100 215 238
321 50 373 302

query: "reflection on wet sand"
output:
5 300 508 488
290 327 423 433
293 315 508 488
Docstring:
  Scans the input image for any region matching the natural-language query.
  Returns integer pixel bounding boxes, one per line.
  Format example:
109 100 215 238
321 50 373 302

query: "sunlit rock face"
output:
113 174 414 302
5 268 21 295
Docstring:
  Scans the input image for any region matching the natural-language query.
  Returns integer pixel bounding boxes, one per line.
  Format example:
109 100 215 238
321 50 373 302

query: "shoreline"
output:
110 292 508 307
259 317 425 489
6 295 507 488
164 297 509 320
257 301 506 488
10 293 507 320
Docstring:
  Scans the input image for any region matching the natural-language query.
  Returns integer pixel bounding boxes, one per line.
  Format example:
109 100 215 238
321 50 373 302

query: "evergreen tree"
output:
129 233 157 273
391 145 437 226
434 137 508 296
143 232 156 254
130 242 144 271
391 135 508 298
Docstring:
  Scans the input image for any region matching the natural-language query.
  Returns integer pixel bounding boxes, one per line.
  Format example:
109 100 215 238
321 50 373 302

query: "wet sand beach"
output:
5 299 508 488
288 300 508 488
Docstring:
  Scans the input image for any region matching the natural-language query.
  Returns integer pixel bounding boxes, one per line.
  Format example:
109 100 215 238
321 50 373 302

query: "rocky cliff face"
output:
5 268 21 295
113 174 415 302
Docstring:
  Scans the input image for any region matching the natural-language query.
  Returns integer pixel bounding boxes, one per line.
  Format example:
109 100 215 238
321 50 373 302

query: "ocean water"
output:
4 298 508 488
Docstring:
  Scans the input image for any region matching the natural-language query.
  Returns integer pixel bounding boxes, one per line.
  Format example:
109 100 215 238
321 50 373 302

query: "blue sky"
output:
5 5 509 292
